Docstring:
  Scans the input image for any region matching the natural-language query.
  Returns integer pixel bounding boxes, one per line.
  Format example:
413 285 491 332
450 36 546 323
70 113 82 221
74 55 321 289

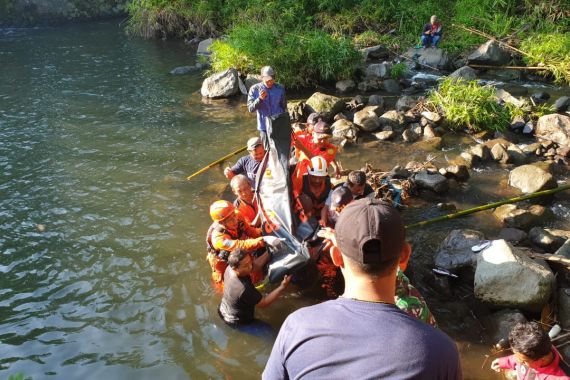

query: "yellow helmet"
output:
210 200 235 222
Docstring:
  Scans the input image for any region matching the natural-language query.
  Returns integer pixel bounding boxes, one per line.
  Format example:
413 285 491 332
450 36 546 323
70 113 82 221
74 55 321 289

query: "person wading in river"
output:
224 137 265 188
263 199 462 379
230 174 259 227
247 66 287 149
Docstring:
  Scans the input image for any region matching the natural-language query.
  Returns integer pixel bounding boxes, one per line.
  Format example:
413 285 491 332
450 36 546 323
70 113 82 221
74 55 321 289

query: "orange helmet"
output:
210 200 235 222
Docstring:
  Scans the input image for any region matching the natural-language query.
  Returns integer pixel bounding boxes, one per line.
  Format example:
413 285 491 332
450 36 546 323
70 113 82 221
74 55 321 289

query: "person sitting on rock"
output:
224 137 265 188
491 322 570 379
219 248 291 328
206 200 280 285
231 175 259 227
421 15 443 48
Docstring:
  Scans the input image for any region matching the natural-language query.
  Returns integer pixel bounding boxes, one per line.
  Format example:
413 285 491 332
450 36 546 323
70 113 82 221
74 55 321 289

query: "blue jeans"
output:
421 34 441 47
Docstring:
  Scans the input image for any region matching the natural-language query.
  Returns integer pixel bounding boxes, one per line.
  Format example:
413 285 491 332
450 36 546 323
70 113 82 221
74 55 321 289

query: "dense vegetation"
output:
125 0 570 87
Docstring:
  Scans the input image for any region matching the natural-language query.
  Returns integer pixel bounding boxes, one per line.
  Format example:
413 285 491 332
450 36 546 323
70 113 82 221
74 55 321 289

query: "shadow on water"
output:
1 21 570 380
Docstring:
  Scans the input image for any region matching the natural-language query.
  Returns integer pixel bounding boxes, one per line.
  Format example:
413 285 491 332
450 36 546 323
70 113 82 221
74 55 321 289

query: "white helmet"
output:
308 156 328 177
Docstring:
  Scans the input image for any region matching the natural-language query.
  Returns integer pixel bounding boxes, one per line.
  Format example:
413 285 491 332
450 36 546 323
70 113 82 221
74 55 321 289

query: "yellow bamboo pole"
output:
186 145 247 181
406 183 570 229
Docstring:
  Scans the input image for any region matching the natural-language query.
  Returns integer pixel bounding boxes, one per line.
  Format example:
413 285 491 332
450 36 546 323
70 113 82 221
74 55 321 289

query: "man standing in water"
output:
263 199 462 379
247 66 287 148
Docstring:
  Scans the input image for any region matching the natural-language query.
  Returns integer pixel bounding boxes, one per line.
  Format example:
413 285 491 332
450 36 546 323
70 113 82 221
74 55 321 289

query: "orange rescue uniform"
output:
234 197 259 226
292 134 337 195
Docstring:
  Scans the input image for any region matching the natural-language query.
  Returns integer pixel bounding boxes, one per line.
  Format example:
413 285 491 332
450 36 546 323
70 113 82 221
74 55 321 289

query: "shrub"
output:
520 33 570 84
391 62 407 79
428 79 510 133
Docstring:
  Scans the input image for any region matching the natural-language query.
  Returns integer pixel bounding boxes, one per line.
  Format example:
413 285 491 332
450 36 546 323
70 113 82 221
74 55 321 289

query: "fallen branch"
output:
468 64 549 71
526 252 570 267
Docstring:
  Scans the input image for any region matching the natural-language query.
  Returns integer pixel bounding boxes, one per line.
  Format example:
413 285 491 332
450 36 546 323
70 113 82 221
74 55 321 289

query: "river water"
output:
1 21 569 380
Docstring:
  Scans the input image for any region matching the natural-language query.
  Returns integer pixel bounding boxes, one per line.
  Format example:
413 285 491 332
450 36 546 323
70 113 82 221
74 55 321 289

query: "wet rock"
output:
395 96 418 112
506 145 527 165
559 288 570 329
488 69 521 81
197 38 214 56
470 144 491 162
460 152 477 168
496 89 529 109
467 40 512 66
414 170 449 193
498 228 527 244
357 77 383 92
474 239 554 312
529 227 569 253
449 66 477 81
366 63 391 79
287 101 305 122
367 95 385 108
521 142 542 155
484 309 527 344
437 202 457 211
379 110 406 128
493 204 549 230
336 79 356 94
200 68 240 98
491 143 510 163
508 165 557 193
554 96 570 113
423 125 436 138
170 65 199 75
556 239 570 260
536 114 570 146
361 45 389 60
374 130 395 141
353 106 382 132
510 115 526 131
530 91 550 105
402 128 419 143
306 92 345 120
434 229 486 270
410 124 422 135
523 121 534 135
244 74 261 90
439 165 470 181
331 119 359 142
382 79 401 94
420 111 442 124
404 47 452 70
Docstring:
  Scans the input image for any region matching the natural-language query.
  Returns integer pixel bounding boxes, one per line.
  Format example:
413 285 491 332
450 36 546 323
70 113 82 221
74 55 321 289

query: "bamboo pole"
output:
405 183 570 229
186 145 247 181
527 252 570 267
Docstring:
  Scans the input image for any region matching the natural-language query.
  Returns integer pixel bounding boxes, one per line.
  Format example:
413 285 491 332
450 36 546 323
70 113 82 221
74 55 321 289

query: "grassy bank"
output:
126 0 570 86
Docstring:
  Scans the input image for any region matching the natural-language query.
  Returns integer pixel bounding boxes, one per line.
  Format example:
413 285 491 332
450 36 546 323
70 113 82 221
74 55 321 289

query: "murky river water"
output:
1 20 569 380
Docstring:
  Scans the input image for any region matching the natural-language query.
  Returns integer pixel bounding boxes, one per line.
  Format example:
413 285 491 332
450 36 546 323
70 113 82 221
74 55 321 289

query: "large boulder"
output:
353 106 382 132
508 165 557 194
331 119 359 142
305 92 345 120
467 40 512 66
365 63 391 79
535 114 570 146
404 48 451 70
414 171 449 193
197 38 214 56
434 229 487 270
449 66 477 81
200 68 240 98
474 240 554 312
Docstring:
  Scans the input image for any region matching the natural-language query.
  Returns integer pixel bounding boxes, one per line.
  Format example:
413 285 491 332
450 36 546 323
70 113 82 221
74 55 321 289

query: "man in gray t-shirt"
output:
263 199 462 380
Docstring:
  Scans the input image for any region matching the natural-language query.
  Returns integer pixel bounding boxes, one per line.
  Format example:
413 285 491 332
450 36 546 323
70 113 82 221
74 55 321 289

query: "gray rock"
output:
410 123 422 135
414 170 448 193
357 78 383 92
200 68 240 98
374 130 395 141
197 38 214 56
449 66 477 81
434 229 486 270
395 96 418 112
367 95 385 108
559 288 570 329
510 115 526 131
523 121 534 134
336 79 356 94
498 228 527 244
244 74 261 91
531 91 550 105
361 45 389 60
484 309 527 344
460 152 477 168
493 204 548 230
402 128 419 143
508 165 557 193
382 79 401 94
420 111 442 124
506 145 528 165
287 101 305 122
474 239 554 312
470 144 491 162
306 92 345 120
491 143 510 163
170 66 198 75
331 119 359 142
467 40 512 66
496 88 529 109
353 106 382 132
556 239 570 260
423 125 436 138
366 63 391 79
529 227 568 252
554 96 570 113
404 47 452 70
439 165 470 181
379 110 405 128
536 114 570 146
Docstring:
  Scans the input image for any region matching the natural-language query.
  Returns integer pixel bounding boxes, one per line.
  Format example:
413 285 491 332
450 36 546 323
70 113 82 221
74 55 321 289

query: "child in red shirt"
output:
491 322 570 380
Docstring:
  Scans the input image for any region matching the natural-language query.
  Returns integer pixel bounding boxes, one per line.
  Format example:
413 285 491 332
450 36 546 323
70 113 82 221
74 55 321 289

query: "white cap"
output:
261 66 275 78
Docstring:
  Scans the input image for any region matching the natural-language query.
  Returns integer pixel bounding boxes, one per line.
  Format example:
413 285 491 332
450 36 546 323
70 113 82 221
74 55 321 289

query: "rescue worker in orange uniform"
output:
230 174 259 227
293 156 332 225
206 200 281 285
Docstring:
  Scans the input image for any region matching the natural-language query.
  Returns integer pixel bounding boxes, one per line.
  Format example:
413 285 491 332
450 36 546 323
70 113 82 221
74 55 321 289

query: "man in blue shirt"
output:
263 199 462 380
224 137 265 188
247 66 287 148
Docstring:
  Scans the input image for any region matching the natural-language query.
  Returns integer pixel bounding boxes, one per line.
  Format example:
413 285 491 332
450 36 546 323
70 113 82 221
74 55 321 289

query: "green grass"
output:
391 62 407 79
520 33 570 84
